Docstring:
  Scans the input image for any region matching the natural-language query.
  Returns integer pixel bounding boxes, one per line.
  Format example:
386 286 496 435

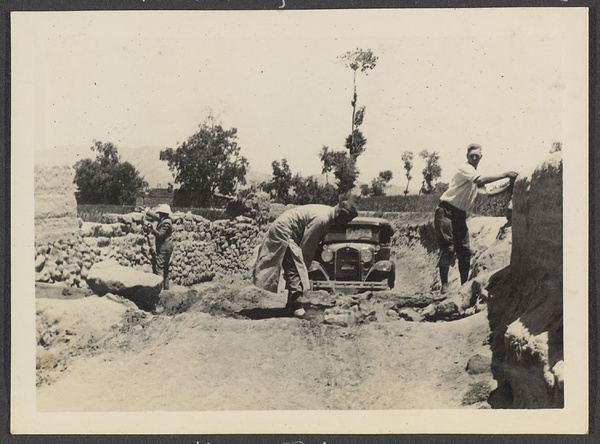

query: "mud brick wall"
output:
34 166 79 245
511 153 563 275
487 152 563 408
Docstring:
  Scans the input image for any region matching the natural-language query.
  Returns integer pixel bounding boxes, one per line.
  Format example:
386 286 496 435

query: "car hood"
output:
324 242 376 252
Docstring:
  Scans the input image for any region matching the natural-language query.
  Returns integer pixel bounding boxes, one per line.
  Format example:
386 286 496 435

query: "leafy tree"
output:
331 154 358 196
434 182 449 195
370 170 393 196
359 184 371 197
73 141 147 205
262 158 293 201
401 151 414 195
160 117 248 207
290 174 338 206
419 150 442 194
344 129 367 160
360 170 393 197
550 141 562 153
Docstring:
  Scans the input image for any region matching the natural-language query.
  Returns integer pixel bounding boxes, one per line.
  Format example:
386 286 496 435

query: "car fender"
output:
308 261 331 280
365 260 395 279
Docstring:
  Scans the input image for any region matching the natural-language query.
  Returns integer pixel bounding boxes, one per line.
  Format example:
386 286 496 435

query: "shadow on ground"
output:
237 304 331 321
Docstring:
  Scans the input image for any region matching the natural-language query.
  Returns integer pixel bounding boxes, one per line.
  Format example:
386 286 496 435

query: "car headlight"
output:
321 248 334 262
360 249 373 262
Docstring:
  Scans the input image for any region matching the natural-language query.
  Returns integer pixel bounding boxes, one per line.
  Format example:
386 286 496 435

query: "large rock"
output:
85 260 163 311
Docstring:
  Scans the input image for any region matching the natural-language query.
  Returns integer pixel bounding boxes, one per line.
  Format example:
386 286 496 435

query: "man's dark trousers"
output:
434 200 472 285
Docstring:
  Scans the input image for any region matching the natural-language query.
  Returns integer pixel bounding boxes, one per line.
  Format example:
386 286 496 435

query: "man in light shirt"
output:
435 144 517 293
252 201 358 317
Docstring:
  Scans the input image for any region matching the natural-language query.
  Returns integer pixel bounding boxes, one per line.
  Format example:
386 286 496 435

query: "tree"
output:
360 170 393 197
338 48 378 145
160 117 248 207
370 170 393 196
434 182 449 195
319 146 334 184
344 129 367 160
73 141 147 205
324 48 378 195
290 174 338 206
359 184 371 197
401 151 414 195
262 158 293 201
318 148 358 197
550 141 562 153
331 154 358 196
419 150 442 194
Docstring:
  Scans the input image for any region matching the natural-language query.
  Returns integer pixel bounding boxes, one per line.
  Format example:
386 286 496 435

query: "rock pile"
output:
35 211 266 289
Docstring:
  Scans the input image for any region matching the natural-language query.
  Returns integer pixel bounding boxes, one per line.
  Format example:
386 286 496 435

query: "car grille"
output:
335 248 360 281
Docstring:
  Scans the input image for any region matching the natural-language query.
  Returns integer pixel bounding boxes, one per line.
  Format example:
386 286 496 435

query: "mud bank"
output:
34 165 79 244
487 153 563 408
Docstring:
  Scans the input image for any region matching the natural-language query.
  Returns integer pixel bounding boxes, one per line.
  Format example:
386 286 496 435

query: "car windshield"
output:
324 225 380 243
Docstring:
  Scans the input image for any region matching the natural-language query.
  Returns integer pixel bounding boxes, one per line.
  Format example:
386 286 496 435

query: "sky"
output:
12 8 587 192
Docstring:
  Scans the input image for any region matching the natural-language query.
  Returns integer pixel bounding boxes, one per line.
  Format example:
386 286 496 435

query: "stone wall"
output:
34 166 79 245
487 152 563 408
35 212 266 288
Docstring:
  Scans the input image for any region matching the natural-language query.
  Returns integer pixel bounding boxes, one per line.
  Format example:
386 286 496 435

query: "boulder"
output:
100 213 121 224
422 299 462 321
85 260 163 311
80 222 101 237
323 304 375 327
397 308 424 322
466 352 492 375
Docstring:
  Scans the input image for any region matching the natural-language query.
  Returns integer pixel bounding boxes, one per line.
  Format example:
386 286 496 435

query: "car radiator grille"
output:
335 248 360 281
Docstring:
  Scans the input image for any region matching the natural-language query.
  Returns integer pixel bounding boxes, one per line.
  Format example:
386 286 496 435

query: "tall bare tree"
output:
401 151 414 195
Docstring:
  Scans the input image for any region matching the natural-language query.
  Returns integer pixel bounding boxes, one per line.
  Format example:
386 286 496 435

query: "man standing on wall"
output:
435 144 517 293
252 201 358 317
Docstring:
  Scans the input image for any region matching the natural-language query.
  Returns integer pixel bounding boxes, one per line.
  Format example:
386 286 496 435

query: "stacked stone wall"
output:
35 212 266 288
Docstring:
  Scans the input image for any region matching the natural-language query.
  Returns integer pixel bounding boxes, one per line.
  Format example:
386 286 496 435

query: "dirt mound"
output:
34 165 79 244
487 153 563 408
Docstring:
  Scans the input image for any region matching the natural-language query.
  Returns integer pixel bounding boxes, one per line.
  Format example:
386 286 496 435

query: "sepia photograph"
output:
10 6 589 435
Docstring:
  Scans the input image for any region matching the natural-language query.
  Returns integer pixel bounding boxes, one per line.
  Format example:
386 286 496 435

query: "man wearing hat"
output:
146 204 174 290
252 201 358 317
434 144 517 293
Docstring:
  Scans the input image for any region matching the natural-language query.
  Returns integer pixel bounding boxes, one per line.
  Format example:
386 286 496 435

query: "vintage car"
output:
308 216 395 292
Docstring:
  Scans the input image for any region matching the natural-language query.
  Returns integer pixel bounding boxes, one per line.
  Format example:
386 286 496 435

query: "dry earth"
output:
36 282 494 411
36 216 508 412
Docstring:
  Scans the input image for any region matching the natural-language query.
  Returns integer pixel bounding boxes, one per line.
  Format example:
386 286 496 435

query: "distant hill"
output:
35 145 173 188
35 145 273 190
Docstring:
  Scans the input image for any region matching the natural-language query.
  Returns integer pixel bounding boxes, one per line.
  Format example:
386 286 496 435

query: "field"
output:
357 192 511 217
78 191 512 225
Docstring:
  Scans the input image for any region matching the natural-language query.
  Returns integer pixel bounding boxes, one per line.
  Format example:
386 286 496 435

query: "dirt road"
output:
36 282 494 411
